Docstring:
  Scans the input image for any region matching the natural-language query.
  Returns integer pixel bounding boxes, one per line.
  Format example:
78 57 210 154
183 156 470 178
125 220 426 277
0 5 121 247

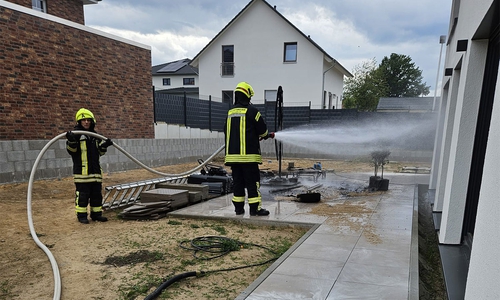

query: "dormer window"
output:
32 0 46 12
284 42 297 63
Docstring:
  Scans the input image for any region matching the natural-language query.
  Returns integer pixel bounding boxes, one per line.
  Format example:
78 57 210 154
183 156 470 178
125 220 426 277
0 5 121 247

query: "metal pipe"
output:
432 35 446 111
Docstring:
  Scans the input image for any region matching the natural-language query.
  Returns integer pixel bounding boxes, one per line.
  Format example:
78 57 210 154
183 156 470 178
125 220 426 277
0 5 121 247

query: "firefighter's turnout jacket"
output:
66 124 108 183
224 103 269 165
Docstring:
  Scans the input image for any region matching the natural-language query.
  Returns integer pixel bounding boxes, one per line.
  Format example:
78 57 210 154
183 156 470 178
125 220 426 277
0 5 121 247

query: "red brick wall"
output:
4 0 30 9
0 5 154 140
48 0 84 24
4 0 85 24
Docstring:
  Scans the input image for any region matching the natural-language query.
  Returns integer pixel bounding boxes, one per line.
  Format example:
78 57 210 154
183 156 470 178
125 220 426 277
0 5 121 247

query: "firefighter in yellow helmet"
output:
66 108 113 224
224 82 274 216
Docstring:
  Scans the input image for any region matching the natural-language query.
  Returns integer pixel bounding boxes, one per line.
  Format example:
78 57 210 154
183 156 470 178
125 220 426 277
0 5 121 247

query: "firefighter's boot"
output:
90 211 108 222
77 213 89 224
233 201 245 215
249 203 270 216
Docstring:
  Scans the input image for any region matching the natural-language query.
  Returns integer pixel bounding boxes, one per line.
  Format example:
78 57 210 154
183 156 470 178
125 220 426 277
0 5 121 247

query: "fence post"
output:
183 91 187 128
209 95 212 132
309 101 311 124
152 86 156 124
264 97 268 129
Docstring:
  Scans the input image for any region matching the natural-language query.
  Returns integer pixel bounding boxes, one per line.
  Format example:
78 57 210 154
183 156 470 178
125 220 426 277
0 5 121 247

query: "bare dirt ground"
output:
0 157 430 300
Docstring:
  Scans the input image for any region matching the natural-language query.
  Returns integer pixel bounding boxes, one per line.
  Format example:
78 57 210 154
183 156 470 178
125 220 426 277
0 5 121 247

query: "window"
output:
162 78 171 86
183 78 195 85
32 0 46 12
221 45 234 76
222 90 233 104
284 42 297 62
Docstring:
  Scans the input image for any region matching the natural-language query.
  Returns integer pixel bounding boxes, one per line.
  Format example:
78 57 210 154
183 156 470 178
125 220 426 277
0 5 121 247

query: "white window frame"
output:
32 0 47 13
284 42 297 63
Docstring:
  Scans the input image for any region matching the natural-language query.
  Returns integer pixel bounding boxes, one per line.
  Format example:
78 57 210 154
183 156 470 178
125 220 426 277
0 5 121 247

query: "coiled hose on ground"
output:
144 236 280 300
26 131 225 300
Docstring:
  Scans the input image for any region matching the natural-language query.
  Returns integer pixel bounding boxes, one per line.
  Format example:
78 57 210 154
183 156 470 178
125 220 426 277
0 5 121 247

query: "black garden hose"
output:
143 236 280 300
143 271 203 300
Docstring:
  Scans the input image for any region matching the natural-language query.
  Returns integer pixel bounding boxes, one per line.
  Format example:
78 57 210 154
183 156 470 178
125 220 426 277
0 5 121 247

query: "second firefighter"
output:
224 82 274 216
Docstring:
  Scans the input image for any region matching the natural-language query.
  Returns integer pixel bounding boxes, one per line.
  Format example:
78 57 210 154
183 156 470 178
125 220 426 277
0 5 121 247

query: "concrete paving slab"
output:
168 172 429 299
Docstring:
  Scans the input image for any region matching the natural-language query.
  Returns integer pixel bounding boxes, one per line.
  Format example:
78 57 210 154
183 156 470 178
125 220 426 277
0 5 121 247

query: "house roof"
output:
189 0 352 78
155 87 199 95
377 97 438 111
152 58 198 76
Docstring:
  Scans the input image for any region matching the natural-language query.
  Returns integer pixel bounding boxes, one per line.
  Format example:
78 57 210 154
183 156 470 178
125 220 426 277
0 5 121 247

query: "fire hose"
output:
26 131 225 300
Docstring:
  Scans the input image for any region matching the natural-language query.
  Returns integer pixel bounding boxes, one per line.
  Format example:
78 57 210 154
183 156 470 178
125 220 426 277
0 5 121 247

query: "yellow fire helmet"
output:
235 82 255 99
75 108 96 123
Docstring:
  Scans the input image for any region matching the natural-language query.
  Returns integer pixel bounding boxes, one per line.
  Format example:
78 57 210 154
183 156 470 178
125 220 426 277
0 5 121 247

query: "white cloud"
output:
84 0 451 94
89 26 211 65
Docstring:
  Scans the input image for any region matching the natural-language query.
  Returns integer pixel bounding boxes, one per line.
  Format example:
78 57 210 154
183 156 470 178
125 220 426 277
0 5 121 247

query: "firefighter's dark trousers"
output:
74 182 103 216
230 163 263 212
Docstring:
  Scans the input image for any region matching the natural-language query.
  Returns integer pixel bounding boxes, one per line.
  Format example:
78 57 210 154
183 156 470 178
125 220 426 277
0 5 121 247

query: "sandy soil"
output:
0 156 429 300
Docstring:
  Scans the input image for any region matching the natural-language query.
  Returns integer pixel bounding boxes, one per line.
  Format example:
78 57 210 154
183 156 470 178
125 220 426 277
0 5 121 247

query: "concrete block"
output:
188 191 203 203
0 162 14 173
0 152 7 163
0 141 13 152
54 148 68 159
25 150 40 160
155 183 209 199
140 188 189 209
15 161 31 172
7 151 25 162
28 140 47 150
12 140 29 151
44 149 56 159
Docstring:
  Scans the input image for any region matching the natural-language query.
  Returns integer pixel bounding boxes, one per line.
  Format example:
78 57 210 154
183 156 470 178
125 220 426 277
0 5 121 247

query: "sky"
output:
84 0 452 95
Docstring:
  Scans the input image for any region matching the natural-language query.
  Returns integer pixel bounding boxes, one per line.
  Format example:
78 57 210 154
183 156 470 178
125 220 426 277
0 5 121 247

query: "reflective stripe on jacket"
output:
67 134 107 183
224 105 268 165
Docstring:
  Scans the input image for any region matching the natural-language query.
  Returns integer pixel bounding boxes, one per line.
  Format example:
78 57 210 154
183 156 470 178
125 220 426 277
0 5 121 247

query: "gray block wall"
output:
0 138 225 185
0 137 432 185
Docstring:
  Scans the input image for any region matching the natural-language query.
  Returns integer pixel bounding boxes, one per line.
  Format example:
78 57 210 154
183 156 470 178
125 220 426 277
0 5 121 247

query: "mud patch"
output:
101 250 164 267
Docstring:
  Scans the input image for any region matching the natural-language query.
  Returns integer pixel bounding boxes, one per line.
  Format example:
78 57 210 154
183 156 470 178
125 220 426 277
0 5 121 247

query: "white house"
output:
429 0 500 298
152 58 199 97
189 0 352 109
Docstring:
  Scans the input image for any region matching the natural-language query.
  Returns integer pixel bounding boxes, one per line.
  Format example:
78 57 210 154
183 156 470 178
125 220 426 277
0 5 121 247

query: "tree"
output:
343 58 388 111
378 53 430 97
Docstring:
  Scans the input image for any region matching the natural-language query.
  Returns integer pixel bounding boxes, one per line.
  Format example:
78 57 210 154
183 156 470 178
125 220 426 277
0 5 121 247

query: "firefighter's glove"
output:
101 139 113 148
66 131 77 143
261 132 274 141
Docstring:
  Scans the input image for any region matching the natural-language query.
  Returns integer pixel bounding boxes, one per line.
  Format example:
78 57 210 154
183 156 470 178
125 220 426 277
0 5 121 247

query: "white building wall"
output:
152 74 199 91
433 0 492 244
154 123 223 139
465 65 500 299
323 61 344 109
197 1 330 108
432 0 500 297
438 42 487 244
434 70 459 212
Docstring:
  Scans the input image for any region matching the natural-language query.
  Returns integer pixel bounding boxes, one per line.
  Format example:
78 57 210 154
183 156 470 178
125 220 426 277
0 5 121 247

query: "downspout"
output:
322 60 337 109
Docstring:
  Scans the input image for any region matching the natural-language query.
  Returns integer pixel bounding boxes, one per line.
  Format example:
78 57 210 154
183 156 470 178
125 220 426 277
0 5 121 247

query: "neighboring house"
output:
377 97 437 112
152 58 199 98
0 0 153 140
189 0 352 109
429 0 500 298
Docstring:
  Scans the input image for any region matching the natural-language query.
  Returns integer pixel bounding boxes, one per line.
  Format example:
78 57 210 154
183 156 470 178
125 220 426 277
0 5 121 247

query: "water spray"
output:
272 117 436 156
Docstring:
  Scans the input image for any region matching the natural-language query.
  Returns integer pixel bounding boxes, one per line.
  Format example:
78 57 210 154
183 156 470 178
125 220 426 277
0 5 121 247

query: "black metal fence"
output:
153 92 437 150
154 92 360 132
